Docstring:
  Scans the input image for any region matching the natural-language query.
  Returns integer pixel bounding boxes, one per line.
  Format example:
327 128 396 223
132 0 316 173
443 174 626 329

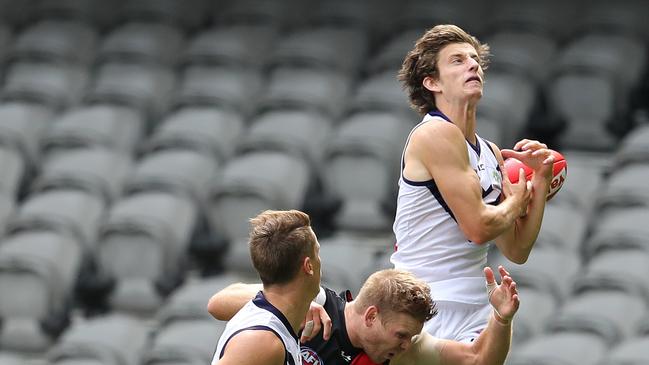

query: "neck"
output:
264 283 314 334
435 98 478 144
344 301 363 349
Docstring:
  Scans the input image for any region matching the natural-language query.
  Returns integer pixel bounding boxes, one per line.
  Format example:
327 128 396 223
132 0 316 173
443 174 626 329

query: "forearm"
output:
470 312 512 365
467 200 522 244
207 283 262 320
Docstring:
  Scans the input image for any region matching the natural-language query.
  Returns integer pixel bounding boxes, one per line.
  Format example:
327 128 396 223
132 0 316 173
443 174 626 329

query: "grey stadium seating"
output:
0 231 81 352
0 102 54 171
144 319 225 365
47 314 149 365
96 191 197 314
0 146 25 198
507 332 608 365
599 336 649 365
43 105 145 154
146 107 245 164
583 207 649 259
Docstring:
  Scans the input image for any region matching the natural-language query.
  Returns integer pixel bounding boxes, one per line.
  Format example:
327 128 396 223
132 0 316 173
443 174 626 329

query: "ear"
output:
422 76 441 93
303 256 314 275
363 306 378 327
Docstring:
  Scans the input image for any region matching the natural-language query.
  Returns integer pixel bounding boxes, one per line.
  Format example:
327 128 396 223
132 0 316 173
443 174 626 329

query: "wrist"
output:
493 311 511 326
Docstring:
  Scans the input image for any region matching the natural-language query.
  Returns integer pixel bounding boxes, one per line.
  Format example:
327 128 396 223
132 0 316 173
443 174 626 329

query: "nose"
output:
468 57 479 71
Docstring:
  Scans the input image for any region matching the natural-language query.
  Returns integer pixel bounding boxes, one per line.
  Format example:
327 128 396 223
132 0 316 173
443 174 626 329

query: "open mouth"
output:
466 76 481 84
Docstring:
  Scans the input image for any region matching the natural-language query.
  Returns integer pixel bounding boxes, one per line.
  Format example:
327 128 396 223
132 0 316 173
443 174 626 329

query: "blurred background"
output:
0 0 648 364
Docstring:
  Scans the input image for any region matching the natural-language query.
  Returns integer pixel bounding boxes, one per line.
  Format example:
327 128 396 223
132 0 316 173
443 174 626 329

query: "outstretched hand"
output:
502 139 554 181
484 265 520 324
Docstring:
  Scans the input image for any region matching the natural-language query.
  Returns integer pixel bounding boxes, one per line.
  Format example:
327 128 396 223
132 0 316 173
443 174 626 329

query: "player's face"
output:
433 42 484 101
363 311 423 363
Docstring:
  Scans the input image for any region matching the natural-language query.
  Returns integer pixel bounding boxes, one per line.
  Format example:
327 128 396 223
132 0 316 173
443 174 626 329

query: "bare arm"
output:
492 140 553 263
216 330 285 365
393 266 519 365
405 122 530 244
208 283 262 321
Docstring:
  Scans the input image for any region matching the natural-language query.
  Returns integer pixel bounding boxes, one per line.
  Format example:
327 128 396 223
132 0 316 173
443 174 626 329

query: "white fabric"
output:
423 300 492 343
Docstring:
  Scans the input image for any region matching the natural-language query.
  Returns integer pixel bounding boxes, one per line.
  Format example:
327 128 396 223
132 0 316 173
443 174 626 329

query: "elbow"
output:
503 249 529 265
207 295 222 320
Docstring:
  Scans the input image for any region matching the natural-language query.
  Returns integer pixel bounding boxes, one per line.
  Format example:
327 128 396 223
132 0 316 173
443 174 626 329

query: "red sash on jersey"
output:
351 352 382 365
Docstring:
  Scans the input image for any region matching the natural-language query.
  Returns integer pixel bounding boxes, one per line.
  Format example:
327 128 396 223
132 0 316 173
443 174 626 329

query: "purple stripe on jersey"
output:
252 291 299 340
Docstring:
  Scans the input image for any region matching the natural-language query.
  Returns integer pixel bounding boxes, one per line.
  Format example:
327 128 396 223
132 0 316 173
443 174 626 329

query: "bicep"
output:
393 333 444 365
217 330 286 365
414 126 491 238
437 338 477 365
207 283 263 320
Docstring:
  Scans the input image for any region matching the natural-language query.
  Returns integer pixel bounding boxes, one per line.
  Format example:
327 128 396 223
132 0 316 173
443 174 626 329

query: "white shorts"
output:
423 300 492 343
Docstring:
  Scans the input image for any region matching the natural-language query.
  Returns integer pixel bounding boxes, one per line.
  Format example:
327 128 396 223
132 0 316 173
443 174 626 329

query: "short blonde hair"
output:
399 24 490 114
355 269 437 323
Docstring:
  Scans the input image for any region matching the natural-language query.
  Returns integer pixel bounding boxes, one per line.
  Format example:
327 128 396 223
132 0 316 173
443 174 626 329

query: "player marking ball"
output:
504 150 567 201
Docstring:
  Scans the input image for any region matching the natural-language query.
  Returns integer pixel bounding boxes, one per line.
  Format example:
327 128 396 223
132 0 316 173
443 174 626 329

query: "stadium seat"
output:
258 67 351 119
507 332 607 365
9 189 106 252
33 0 118 29
323 111 413 231
534 203 587 252
10 20 97 65
174 65 262 117
367 29 422 76
34 148 133 204
486 31 558 84
47 314 149 365
573 249 649 303
182 25 278 70
147 107 244 164
549 151 607 212
547 291 646 345
489 247 581 303
0 352 28 365
511 286 558 345
86 62 175 122
144 319 226 365
269 26 368 75
477 71 537 148
209 152 310 274
214 0 292 29
319 234 393 295
0 102 53 170
96 191 197 314
614 123 649 167
97 22 184 67
118 0 209 30
599 336 649 365
43 105 145 153
0 194 14 237
306 0 378 31
1 61 88 110
127 149 217 207
238 110 334 172
0 22 10 63
0 231 81 352
487 0 576 40
583 207 649 259
0 146 25 198
556 33 647 101
395 0 489 36
548 72 619 151
349 70 417 120
595 164 649 213
0 0 32 28
156 273 251 323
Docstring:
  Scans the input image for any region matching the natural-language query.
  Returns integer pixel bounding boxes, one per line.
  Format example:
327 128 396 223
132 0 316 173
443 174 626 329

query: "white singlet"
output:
391 110 502 340
212 291 301 365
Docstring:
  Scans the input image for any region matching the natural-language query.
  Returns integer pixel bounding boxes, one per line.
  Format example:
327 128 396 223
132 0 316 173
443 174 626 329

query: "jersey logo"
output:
301 346 323 365
341 351 352 362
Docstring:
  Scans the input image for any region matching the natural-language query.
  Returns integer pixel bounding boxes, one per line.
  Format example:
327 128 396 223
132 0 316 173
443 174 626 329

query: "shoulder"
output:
408 121 466 157
223 329 287 363
391 333 444 365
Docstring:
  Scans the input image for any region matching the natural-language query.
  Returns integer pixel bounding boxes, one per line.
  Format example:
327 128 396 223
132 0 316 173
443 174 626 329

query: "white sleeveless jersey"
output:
391 111 503 304
212 291 301 365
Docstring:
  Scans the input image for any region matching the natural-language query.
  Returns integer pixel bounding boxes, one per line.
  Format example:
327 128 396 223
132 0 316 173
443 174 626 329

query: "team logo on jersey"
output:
301 346 323 365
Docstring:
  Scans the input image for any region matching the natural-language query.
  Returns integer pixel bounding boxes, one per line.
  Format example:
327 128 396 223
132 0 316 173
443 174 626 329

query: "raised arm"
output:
406 122 531 244
393 266 519 365
492 139 554 263
208 283 262 321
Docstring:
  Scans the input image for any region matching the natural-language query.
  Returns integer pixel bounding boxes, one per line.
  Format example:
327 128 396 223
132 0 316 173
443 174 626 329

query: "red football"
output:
504 150 567 201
